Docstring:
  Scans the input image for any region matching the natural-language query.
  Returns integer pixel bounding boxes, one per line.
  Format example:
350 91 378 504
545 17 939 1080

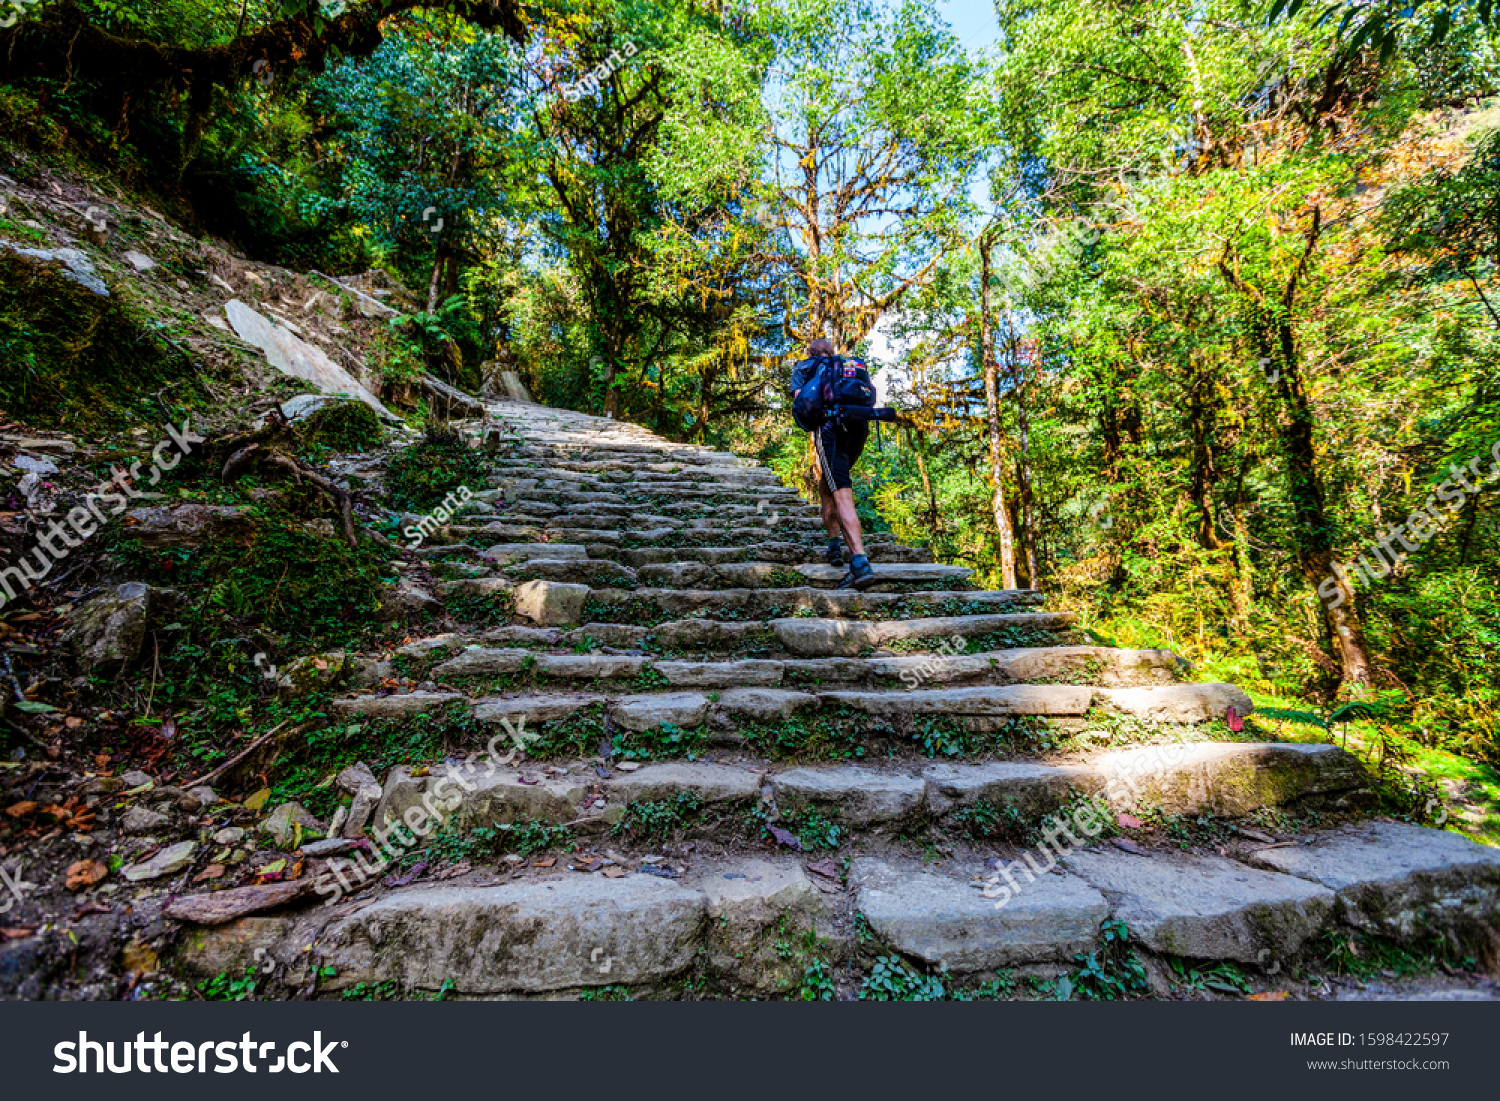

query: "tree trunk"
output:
1008 317 1039 587
979 237 1018 589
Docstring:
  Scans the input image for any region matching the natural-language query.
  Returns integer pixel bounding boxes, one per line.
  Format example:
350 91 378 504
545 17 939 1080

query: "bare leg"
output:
832 487 866 557
818 479 840 540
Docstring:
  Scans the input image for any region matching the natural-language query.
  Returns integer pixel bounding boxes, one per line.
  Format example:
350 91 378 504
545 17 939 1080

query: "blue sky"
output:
938 0 1000 56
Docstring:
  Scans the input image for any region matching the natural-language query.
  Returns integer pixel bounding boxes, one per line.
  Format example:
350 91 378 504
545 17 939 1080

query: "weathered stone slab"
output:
1063 848 1334 963
772 766 924 826
317 876 707 994
819 685 1096 719
852 858 1107 971
713 688 819 722
1087 742 1369 816
472 694 599 725
769 613 1076 657
654 659 784 688
609 762 761 805
1249 822 1500 941
431 647 532 679
330 691 464 718
1099 684 1255 724
609 692 710 732
923 761 1097 818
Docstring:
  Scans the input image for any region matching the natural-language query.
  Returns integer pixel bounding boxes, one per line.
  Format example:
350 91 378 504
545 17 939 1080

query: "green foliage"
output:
297 400 384 454
421 816 574 866
1060 920 1149 1001
612 792 703 837
798 959 837 1001
386 425 487 512
196 968 261 1001
611 721 709 762
0 253 210 430
1167 957 1252 995
858 955 946 1001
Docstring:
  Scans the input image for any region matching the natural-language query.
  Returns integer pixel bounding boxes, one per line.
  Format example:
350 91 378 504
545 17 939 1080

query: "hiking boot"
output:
825 540 846 567
838 557 876 590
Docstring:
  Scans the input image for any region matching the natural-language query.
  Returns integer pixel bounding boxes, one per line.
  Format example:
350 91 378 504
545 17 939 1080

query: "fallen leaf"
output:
1236 826 1276 843
533 858 556 868
1226 705 1244 733
806 858 840 880
616 761 640 772
1112 838 1148 855
64 716 84 730
383 862 427 888
64 860 108 890
5 801 38 818
602 866 626 878
1248 991 1291 1002
192 864 227 883
242 787 272 811
14 700 57 714
0 928 36 940
767 825 802 851
1116 813 1144 830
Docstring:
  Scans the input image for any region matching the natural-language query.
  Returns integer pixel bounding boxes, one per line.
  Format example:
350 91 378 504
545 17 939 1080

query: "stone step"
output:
173 818 1494 996
577 587 1045 625
822 682 1253 726
767 612 1074 656
426 645 1184 690
365 745 1367 851
474 558 967 593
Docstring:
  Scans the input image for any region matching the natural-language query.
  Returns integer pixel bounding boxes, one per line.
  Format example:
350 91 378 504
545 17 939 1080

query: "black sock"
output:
828 537 842 550
851 553 868 568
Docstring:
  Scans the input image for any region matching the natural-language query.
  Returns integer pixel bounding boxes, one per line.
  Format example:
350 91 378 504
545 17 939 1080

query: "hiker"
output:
789 338 879 590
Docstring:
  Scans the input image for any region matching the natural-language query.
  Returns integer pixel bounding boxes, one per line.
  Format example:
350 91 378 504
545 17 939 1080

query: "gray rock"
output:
483 543 588 564
655 660 784 688
693 859 829 992
123 505 253 551
214 827 246 846
64 582 160 669
123 841 197 882
609 762 761 806
225 299 397 420
432 647 531 678
122 250 156 272
772 766 925 826
1087 742 1368 816
378 579 441 620
121 806 171 834
342 784 382 839
714 688 820 722
330 691 464 718
1098 684 1255 724
4 244 108 295
120 770 155 789
317 876 707 994
260 802 323 848
512 579 589 626
820 685 1096 720
769 613 1075 657
853 857 1107 972
923 761 1097 818
609 692 710 733
301 838 358 857
536 653 644 681
473 694 600 726
1063 848 1334 963
336 762 378 796
1249 821 1500 941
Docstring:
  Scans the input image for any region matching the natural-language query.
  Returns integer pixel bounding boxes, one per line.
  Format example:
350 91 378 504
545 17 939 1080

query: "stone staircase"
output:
177 401 1500 1000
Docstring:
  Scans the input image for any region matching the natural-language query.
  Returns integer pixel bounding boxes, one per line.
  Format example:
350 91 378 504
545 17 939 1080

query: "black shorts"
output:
814 421 868 492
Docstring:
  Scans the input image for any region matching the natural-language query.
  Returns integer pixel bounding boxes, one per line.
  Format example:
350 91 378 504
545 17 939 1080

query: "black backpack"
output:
792 355 878 431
